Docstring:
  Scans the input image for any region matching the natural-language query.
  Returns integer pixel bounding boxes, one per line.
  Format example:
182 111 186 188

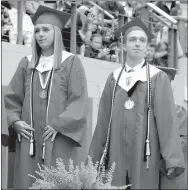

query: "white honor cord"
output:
29 69 54 158
42 69 54 160
29 71 34 156
38 70 52 90
99 64 125 171
146 63 151 169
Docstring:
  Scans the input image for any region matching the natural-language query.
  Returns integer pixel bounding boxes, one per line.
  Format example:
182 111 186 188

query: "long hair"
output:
29 25 64 70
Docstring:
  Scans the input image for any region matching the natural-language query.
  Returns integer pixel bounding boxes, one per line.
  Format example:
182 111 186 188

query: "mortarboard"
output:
44 1 57 3
157 66 177 81
114 17 155 41
1 1 11 9
32 5 71 30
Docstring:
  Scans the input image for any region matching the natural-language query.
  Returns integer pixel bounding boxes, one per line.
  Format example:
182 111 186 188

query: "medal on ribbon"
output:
124 98 135 110
38 70 52 99
39 90 47 99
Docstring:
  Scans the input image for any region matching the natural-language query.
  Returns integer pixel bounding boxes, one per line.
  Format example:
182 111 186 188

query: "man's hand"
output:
42 125 57 142
13 121 34 140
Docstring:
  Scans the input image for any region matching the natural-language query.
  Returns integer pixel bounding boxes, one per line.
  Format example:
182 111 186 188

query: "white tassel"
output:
146 139 151 156
146 139 150 169
42 142 45 160
146 156 150 169
29 138 34 156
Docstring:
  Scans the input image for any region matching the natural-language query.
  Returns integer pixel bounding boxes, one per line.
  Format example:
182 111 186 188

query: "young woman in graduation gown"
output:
4 6 88 189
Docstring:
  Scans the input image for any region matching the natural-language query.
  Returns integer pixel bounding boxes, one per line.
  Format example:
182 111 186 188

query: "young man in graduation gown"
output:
4 6 88 189
88 17 185 189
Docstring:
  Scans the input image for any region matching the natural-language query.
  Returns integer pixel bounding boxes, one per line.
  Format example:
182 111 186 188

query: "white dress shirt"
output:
125 59 145 72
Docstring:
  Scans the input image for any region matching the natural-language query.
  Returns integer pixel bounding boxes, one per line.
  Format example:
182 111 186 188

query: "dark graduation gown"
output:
89 64 185 189
4 51 88 189
160 104 187 189
2 88 9 147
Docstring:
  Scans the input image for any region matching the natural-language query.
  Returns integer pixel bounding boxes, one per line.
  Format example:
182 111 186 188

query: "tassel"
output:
17 133 21 142
98 150 107 172
29 138 34 156
146 139 151 156
146 155 149 169
42 142 45 160
146 139 151 169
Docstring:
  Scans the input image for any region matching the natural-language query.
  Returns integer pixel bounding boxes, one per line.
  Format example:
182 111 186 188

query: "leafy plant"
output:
29 156 131 189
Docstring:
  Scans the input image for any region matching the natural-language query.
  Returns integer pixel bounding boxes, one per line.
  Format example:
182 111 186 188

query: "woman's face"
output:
35 24 55 51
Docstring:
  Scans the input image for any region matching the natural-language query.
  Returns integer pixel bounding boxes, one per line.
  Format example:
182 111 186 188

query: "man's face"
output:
125 30 148 59
91 36 102 50
146 46 155 60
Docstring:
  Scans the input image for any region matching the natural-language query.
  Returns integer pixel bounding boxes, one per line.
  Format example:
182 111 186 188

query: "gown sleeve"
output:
2 89 9 147
153 71 185 179
4 57 28 127
88 73 114 163
49 55 88 147
175 104 187 151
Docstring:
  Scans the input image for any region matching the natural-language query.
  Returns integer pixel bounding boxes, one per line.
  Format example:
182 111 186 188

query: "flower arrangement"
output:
29 156 131 189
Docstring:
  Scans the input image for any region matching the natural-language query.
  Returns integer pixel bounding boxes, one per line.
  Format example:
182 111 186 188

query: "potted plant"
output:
29 156 131 189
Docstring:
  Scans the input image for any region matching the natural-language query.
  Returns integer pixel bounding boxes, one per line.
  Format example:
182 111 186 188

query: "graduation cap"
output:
32 5 71 30
1 1 11 9
157 66 177 81
44 1 57 3
114 17 155 41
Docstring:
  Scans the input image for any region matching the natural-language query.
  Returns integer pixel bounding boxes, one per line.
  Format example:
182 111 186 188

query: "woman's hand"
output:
42 125 57 142
13 120 34 140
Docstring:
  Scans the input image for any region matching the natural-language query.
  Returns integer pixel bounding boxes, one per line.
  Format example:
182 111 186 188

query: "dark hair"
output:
1 1 11 9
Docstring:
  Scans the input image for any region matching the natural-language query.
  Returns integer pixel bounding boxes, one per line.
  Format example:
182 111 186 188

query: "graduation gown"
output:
2 87 9 147
160 104 187 189
4 51 88 189
89 64 185 189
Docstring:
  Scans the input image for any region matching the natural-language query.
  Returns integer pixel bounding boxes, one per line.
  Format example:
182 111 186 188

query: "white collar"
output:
125 59 145 72
36 54 54 73
27 50 73 70
113 64 160 92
